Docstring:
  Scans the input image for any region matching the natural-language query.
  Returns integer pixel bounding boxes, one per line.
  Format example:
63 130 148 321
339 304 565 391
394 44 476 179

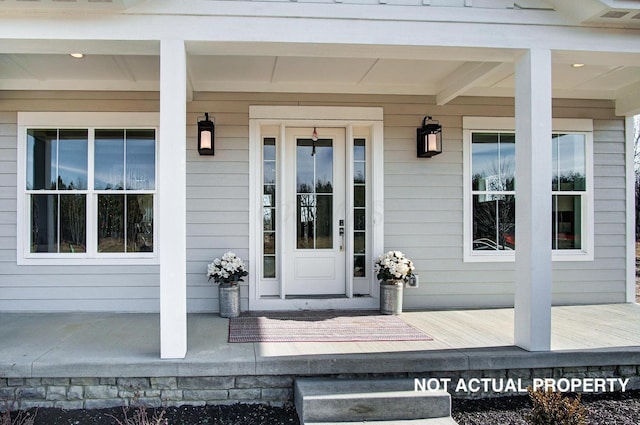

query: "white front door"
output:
249 106 385 311
284 128 346 296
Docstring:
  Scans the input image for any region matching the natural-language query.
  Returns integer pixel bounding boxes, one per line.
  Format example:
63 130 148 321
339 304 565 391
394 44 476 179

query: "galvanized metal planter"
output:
380 280 403 315
219 284 240 318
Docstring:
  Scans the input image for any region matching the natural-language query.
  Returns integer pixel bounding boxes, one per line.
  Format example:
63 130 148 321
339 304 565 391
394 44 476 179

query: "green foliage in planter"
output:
526 387 586 425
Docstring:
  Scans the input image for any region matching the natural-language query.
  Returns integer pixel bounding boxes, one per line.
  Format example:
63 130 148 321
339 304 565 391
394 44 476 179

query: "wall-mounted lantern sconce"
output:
311 127 318 156
416 116 442 158
197 113 215 156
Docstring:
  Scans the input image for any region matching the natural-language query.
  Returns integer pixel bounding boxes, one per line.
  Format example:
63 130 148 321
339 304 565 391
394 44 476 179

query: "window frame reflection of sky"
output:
94 131 125 190
92 129 156 191
314 143 333 193
296 138 334 194
125 133 156 191
471 132 515 192
553 133 586 191
472 132 585 193
57 130 88 190
26 129 90 190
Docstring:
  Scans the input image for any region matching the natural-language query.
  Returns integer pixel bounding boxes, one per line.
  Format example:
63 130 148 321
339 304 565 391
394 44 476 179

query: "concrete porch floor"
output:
1 303 639 379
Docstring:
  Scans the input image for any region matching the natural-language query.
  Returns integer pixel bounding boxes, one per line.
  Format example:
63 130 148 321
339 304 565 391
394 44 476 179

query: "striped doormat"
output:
228 311 432 343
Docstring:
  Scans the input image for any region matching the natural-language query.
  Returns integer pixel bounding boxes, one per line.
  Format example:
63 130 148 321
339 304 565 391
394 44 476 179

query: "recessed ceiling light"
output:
571 63 585 68
69 53 84 59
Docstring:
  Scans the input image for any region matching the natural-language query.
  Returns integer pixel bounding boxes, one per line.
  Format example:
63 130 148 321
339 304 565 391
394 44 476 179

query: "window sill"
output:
552 251 594 262
463 251 593 263
18 255 159 266
464 252 515 263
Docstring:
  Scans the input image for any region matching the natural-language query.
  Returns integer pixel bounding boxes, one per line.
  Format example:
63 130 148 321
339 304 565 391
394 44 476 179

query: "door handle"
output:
339 219 345 251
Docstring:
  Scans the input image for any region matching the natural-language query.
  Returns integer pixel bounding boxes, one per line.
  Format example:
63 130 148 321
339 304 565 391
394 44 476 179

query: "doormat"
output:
228 311 432 343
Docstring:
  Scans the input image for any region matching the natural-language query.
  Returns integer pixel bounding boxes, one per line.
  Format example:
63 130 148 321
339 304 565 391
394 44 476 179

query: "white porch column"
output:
625 115 637 303
159 39 187 359
514 48 553 352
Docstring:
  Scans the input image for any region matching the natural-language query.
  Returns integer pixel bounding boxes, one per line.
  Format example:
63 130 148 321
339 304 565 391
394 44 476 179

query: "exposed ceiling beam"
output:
0 40 159 56
553 50 640 67
192 81 439 95
436 61 502 105
0 79 158 91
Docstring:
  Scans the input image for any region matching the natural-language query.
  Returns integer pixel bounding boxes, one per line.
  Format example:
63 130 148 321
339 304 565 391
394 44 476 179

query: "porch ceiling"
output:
1 43 639 113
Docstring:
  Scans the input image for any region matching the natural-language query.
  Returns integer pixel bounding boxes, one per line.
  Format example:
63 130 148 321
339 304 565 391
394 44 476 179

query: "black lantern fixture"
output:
311 127 318 156
416 116 442 158
197 113 215 156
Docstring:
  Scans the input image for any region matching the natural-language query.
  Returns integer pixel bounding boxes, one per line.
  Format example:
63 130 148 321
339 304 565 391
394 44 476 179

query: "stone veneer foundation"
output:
1 366 639 410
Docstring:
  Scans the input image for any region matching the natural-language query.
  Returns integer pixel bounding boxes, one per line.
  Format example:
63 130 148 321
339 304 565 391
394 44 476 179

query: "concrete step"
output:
294 378 455 425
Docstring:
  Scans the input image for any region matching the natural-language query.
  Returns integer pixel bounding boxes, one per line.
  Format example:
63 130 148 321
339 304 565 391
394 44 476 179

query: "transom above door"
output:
248 106 384 311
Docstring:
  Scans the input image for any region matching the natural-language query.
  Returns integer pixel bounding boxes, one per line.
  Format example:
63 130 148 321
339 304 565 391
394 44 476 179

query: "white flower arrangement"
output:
207 251 248 286
374 250 415 284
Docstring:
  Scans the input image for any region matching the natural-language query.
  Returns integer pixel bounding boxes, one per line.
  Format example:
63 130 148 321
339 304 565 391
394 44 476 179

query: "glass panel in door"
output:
296 139 333 250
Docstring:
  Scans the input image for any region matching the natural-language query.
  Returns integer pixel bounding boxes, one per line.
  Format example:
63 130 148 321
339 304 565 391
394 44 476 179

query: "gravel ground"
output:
452 390 640 425
11 390 640 425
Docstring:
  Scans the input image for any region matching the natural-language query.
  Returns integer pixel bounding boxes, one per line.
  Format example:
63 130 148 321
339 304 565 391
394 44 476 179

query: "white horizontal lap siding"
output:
0 95 160 313
562 117 627 304
384 102 515 310
0 112 18 296
185 103 249 313
0 93 627 312
387 98 625 309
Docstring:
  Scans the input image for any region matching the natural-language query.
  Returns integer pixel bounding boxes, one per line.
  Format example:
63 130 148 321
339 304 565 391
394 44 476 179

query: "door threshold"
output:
286 294 348 300
251 295 378 311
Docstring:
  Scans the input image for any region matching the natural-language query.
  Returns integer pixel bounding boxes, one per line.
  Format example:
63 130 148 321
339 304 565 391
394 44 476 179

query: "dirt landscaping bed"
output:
10 390 640 425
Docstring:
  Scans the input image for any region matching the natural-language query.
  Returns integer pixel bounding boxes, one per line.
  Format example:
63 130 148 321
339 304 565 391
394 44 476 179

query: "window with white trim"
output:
471 132 516 253
463 117 593 262
551 133 586 251
262 136 277 278
18 113 158 264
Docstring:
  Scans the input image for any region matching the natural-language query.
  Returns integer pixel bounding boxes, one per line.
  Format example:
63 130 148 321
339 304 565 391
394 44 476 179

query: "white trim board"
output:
625 115 636 303
462 116 595 263
248 105 384 311
16 112 160 266
249 106 384 121
463 117 593 132
18 112 160 127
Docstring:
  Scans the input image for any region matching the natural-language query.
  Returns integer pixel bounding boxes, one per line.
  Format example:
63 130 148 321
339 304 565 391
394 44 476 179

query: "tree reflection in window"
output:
470 131 587 252
471 132 515 251
96 129 155 253
296 139 333 249
552 133 585 250
262 137 277 278
27 129 88 253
